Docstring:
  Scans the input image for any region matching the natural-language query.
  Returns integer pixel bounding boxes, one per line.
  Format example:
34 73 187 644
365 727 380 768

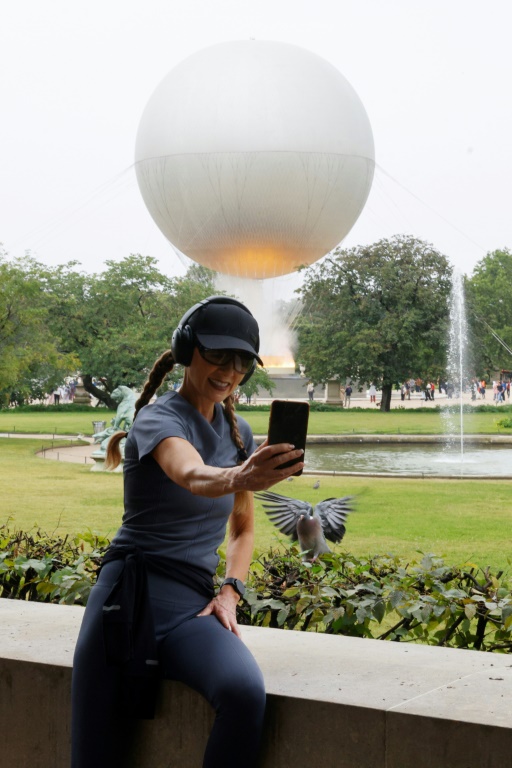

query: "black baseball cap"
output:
188 301 263 365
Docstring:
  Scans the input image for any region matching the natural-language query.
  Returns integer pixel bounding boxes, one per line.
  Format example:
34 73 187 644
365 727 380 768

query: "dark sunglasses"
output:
196 342 255 374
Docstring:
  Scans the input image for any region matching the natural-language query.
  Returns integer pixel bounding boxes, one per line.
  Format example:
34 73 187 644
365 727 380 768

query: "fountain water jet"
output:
442 270 469 459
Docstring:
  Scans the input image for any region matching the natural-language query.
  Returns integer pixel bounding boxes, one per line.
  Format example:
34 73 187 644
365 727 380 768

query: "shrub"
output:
1 526 511 652
237 548 512 652
0 525 107 605
235 403 347 413
3 404 109 412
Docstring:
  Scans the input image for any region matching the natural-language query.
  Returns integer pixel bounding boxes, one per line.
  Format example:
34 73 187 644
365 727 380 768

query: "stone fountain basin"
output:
298 435 512 478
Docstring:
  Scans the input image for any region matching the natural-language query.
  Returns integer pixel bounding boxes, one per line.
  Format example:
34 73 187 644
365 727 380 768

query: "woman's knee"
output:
212 657 266 721
161 616 266 717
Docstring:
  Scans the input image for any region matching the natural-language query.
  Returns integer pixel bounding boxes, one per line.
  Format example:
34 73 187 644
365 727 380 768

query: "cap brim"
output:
195 333 264 367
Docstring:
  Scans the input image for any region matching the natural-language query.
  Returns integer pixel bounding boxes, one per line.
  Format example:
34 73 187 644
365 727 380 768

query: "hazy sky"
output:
1 0 511 297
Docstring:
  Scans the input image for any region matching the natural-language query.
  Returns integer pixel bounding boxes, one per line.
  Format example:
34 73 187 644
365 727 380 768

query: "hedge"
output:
1 526 510 652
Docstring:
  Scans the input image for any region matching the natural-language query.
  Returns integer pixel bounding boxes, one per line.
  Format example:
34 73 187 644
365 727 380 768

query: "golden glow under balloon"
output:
187 246 306 280
261 355 296 374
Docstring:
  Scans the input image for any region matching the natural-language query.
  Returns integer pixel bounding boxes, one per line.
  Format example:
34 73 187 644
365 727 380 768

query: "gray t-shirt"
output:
112 391 256 575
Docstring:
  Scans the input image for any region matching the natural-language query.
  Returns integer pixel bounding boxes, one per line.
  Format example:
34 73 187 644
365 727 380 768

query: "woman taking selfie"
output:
71 296 304 768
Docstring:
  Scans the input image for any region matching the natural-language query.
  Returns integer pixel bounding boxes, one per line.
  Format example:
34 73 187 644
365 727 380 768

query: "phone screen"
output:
267 400 309 476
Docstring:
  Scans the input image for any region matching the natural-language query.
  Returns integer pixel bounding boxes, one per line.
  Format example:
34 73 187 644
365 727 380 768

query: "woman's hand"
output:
197 589 242 639
231 440 304 493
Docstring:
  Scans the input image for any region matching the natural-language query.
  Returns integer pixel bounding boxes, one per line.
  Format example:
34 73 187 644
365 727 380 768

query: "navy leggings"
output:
71 561 266 767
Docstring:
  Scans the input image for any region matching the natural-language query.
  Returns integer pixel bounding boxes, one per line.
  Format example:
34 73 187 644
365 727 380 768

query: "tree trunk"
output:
82 374 116 409
380 384 392 412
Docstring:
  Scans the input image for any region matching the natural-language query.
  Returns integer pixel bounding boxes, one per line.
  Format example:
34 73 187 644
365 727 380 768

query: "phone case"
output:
268 400 309 475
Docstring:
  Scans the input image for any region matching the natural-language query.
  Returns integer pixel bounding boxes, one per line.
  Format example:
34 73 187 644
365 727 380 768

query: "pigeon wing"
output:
255 491 314 540
314 497 354 543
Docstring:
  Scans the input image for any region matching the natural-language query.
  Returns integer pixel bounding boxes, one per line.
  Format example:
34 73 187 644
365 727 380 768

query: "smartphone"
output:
267 400 309 476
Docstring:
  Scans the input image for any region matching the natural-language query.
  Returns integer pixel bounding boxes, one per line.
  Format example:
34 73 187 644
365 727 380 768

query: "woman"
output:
71 296 304 768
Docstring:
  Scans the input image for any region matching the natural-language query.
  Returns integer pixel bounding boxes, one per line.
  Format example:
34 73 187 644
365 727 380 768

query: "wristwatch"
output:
220 577 245 597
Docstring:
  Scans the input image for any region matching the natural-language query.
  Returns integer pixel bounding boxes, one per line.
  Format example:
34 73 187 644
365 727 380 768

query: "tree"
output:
44 256 217 407
238 366 275 402
0 251 77 406
466 249 512 377
296 235 453 411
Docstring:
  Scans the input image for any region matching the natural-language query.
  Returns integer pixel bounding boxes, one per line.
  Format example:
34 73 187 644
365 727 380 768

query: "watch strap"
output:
220 577 245 597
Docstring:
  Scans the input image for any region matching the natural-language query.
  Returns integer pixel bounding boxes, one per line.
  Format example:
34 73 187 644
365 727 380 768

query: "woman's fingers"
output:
232 443 305 492
258 442 295 458
224 614 242 639
249 445 304 475
198 598 242 639
269 446 304 470
196 600 214 618
251 443 303 468
252 440 295 459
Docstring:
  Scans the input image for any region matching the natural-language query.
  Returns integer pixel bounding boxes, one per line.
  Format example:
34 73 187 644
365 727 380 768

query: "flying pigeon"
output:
255 490 353 561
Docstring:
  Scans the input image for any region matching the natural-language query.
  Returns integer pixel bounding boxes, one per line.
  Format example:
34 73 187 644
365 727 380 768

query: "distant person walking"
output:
53 388 60 405
344 384 352 407
368 383 377 404
307 381 315 402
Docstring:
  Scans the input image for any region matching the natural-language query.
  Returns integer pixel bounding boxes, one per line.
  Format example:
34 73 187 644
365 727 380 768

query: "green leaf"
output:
295 596 312 615
372 599 386 623
277 606 290 627
281 587 301 598
308 608 325 626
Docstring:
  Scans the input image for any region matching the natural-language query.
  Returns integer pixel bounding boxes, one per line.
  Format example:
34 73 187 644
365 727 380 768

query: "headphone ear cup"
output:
239 360 257 386
171 324 195 366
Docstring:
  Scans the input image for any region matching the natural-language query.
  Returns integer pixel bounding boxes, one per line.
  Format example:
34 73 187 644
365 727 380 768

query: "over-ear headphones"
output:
171 296 259 385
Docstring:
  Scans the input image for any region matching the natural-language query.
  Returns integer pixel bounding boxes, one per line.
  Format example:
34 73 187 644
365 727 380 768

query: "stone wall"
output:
1 599 511 768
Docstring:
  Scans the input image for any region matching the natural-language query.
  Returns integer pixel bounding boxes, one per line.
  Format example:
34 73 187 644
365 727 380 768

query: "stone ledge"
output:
1 598 511 767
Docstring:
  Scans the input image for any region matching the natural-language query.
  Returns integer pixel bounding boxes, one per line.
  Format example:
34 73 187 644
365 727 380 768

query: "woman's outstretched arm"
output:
152 437 303 497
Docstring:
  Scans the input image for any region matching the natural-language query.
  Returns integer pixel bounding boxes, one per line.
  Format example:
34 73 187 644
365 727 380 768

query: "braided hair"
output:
222 393 252 516
105 349 175 469
105 350 249 481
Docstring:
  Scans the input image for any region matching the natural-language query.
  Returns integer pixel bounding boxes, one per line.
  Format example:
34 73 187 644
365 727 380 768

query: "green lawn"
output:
0 410 117 436
243 408 512 436
0 406 511 437
1 439 124 539
3 437 511 572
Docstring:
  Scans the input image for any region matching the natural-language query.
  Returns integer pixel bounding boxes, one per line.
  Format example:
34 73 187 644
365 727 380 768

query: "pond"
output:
304 443 512 477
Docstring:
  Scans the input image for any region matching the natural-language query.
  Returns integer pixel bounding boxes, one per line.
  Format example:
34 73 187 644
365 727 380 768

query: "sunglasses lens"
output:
234 353 253 374
202 349 228 366
200 347 253 374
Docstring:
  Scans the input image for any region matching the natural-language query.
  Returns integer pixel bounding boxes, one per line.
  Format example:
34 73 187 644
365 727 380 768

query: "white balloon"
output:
135 41 375 279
